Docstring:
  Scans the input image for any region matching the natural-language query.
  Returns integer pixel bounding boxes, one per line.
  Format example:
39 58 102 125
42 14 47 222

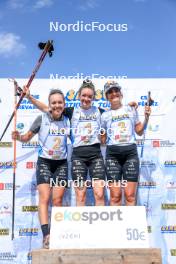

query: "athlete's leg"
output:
52 160 68 206
36 157 52 247
122 146 139 206
90 157 105 206
108 181 122 206
106 158 122 206
124 181 138 206
37 183 51 225
52 186 65 206
72 159 88 206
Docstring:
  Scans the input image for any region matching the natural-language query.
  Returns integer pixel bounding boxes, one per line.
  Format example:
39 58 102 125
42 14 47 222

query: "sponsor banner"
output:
19 228 39 236
0 183 20 190
0 229 9 236
0 142 12 148
161 204 176 210
161 226 176 233
0 252 17 261
22 206 38 212
152 140 175 148
170 249 176 256
164 161 176 167
22 141 40 148
0 161 16 169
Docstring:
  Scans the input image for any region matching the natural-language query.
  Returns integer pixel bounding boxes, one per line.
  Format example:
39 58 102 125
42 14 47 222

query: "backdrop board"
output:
0 78 176 264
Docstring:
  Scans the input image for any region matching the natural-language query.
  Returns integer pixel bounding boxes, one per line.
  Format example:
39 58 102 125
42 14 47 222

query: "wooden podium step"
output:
32 248 162 264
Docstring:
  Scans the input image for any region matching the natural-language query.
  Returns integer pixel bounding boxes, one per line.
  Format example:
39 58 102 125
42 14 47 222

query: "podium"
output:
32 248 162 264
32 206 162 263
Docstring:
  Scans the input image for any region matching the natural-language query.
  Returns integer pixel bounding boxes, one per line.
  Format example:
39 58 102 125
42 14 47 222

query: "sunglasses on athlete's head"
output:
81 79 95 89
107 87 121 94
104 81 122 95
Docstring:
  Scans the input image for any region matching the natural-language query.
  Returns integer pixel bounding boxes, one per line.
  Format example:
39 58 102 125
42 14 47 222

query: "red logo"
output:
0 183 4 190
153 140 160 147
26 162 36 169
48 150 54 155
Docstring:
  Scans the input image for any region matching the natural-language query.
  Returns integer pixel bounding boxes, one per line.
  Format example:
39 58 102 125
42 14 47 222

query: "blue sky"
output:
0 0 176 78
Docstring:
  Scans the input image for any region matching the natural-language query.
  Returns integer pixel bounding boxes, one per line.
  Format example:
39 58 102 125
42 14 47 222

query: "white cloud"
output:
7 0 54 10
33 0 53 9
0 32 26 57
78 0 98 11
7 0 28 9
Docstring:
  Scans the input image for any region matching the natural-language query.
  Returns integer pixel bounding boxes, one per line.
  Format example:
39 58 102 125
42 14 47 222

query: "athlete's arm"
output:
12 130 35 142
135 105 151 136
12 115 42 142
23 86 49 112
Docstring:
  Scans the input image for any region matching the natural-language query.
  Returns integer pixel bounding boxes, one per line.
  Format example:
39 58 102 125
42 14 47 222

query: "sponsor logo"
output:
0 252 17 261
0 183 20 190
22 141 40 148
164 161 176 167
138 95 158 107
161 226 176 233
136 139 145 146
170 249 176 256
54 209 123 224
65 89 110 108
19 228 39 236
0 228 9 236
148 124 159 132
26 161 36 169
0 142 12 148
0 161 16 169
152 140 175 147
166 181 176 189
141 160 156 168
17 122 24 130
22 206 38 212
161 204 176 210
138 182 156 188
19 95 39 110
0 203 11 214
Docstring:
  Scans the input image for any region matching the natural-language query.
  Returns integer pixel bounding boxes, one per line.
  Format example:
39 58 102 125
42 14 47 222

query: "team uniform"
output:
64 106 105 184
30 112 70 186
101 105 140 182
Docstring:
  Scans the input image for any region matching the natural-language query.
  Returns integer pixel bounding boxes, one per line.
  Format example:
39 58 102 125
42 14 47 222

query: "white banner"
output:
50 206 149 249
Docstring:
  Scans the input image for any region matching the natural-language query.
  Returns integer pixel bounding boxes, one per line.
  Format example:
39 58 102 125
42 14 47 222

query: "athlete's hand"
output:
144 105 151 119
128 101 138 109
23 85 30 99
12 131 20 141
